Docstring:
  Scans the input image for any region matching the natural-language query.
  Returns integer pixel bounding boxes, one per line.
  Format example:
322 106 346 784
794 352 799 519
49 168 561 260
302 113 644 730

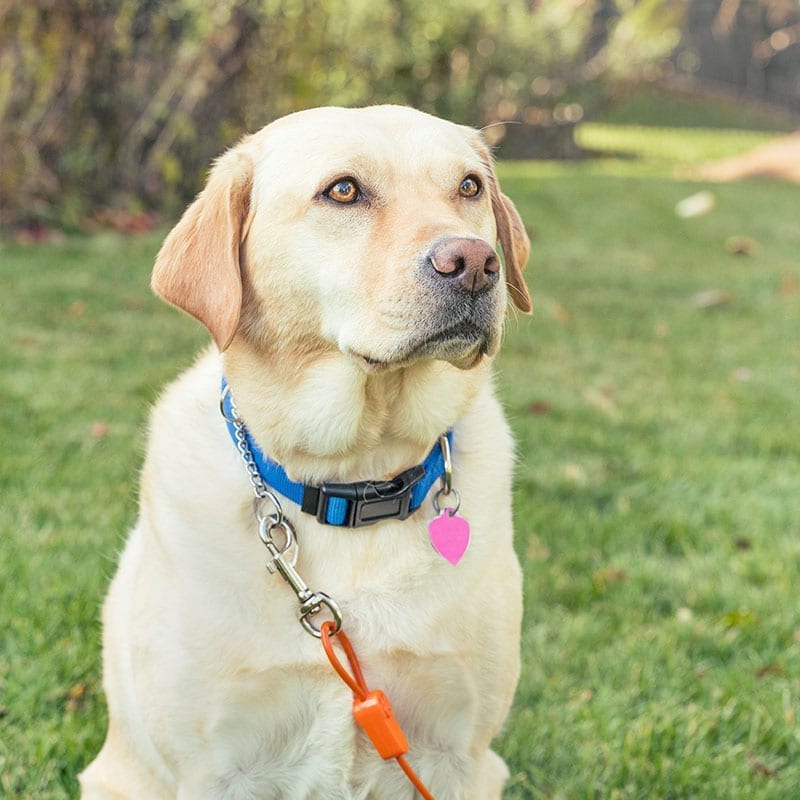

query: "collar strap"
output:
221 378 452 528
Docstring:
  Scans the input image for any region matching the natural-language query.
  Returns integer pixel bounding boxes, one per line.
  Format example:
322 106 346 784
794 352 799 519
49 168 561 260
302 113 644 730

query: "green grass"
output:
598 84 800 133
578 123 779 171
2 125 799 798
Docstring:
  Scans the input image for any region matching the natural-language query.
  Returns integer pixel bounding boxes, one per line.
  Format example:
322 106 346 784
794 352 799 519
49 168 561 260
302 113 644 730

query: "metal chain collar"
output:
221 384 342 638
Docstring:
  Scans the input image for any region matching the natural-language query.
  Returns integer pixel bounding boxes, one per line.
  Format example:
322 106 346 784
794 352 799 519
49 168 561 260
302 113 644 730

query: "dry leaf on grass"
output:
779 271 798 297
90 421 109 440
755 663 784 679
725 236 759 256
691 289 733 308
550 301 572 325
747 752 779 779
66 682 90 712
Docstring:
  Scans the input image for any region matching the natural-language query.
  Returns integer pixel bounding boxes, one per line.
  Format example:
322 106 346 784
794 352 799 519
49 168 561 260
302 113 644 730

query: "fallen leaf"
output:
779 271 798 297
691 289 733 309
121 296 144 311
66 682 89 712
584 387 619 419
90 421 109 440
551 302 572 325
526 401 552 416
68 300 87 318
525 535 551 562
675 190 716 218
747 752 779 778
592 567 627 591
725 236 758 255
755 663 784 679
734 537 752 550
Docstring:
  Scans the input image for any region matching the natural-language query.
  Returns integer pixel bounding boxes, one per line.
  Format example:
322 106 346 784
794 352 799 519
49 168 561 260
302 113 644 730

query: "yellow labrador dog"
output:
81 105 531 800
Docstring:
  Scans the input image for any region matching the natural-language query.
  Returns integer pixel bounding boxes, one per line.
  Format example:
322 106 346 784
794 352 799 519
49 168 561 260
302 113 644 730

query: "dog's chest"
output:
186 651 477 799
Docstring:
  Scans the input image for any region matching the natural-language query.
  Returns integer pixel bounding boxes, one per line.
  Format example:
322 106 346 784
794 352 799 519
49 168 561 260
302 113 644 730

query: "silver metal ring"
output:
219 384 238 424
299 593 343 638
254 493 284 528
432 487 461 516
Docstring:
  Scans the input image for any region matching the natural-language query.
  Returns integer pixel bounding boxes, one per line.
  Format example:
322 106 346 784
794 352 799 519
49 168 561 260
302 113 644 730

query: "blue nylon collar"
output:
221 378 452 528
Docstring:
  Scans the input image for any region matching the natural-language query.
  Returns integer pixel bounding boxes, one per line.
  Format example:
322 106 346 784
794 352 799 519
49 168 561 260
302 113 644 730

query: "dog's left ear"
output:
489 179 533 314
151 145 254 351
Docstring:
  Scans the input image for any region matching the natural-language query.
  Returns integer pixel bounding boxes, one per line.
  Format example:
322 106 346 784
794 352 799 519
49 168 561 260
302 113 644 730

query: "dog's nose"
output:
428 238 500 295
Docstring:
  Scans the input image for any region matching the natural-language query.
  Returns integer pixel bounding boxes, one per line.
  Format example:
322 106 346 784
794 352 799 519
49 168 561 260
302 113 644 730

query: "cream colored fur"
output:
80 105 531 800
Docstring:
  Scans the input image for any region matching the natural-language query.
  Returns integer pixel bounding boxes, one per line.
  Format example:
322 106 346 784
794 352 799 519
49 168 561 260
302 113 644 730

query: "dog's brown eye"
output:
325 178 360 204
459 175 482 198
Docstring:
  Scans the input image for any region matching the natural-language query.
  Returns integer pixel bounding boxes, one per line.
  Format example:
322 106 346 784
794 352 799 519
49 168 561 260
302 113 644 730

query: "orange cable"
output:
320 621 367 700
397 754 437 800
320 621 437 800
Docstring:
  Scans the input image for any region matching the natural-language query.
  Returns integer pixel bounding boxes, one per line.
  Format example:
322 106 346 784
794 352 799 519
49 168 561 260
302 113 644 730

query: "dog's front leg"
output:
474 748 511 799
79 723 174 800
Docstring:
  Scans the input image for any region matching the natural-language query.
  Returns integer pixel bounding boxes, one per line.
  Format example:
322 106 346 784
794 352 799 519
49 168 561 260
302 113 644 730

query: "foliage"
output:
0 0 685 229
2 123 799 797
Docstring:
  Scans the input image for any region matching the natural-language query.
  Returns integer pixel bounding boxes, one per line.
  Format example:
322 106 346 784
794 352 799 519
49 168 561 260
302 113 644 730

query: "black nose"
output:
428 237 500 295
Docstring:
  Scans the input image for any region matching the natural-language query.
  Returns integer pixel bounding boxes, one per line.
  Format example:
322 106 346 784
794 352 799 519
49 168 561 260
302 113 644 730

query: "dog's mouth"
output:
351 317 496 372
405 319 494 362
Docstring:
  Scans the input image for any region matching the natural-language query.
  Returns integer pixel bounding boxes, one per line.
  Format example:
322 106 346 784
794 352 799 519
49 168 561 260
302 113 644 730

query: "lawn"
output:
2 122 799 798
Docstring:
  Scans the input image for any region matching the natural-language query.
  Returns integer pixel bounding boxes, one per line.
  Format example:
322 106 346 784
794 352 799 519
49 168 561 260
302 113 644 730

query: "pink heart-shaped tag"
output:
428 511 471 565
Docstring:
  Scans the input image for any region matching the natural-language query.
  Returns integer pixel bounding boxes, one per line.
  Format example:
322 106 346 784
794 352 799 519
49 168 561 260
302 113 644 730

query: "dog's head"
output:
152 106 531 371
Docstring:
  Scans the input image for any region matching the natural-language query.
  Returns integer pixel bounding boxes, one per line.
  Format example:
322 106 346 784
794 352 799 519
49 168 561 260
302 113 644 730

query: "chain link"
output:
222 383 342 638
227 391 272 501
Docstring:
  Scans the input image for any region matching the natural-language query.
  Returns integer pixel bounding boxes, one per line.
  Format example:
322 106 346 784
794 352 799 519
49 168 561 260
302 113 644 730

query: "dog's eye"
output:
458 175 482 198
324 178 361 204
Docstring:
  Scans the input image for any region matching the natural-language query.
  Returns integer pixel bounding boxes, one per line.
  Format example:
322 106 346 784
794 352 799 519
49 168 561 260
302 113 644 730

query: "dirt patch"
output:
698 132 800 183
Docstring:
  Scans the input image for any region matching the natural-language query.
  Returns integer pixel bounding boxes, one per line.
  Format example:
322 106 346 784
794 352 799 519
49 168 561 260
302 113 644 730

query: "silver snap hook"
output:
258 513 299 570
438 433 453 496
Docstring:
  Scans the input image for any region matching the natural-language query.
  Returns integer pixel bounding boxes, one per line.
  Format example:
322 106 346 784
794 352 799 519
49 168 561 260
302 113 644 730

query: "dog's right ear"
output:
152 147 254 351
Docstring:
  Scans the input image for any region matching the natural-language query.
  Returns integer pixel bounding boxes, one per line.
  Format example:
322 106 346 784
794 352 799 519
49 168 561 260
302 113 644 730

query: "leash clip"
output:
257 513 342 638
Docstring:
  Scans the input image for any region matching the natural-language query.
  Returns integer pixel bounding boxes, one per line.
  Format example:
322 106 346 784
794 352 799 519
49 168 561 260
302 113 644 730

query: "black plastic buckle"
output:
301 464 426 528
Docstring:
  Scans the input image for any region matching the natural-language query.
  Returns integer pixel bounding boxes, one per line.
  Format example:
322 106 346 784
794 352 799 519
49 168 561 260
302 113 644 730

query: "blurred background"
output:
1 0 799 233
